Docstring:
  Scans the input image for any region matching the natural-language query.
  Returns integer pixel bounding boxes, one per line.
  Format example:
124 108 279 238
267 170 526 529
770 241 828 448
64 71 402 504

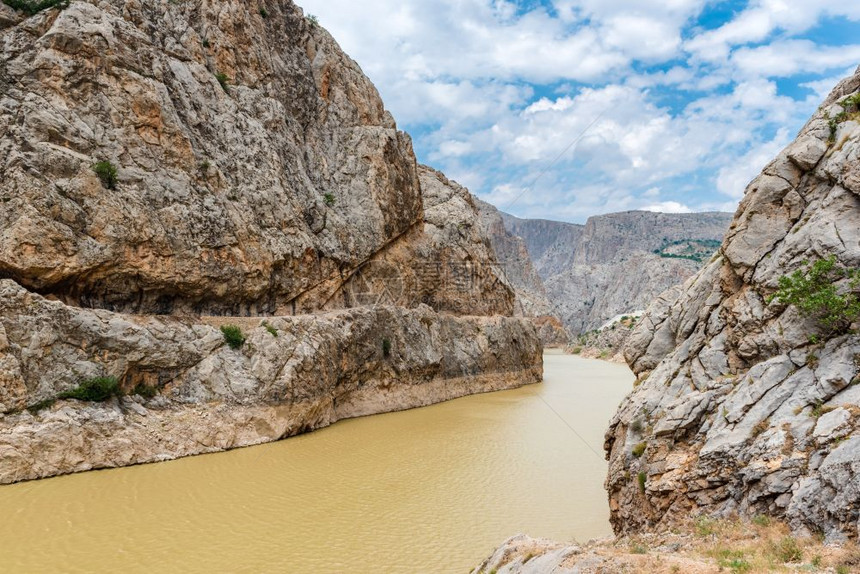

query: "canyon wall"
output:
0 0 541 481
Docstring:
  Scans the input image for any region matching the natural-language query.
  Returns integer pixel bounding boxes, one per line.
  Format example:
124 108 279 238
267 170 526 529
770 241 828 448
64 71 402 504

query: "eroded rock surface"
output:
476 199 570 345
0 279 541 483
0 1 540 481
498 210 732 334
608 67 860 540
0 0 513 316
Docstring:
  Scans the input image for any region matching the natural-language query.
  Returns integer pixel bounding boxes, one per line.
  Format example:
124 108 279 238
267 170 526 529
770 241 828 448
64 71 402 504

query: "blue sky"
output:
298 0 860 223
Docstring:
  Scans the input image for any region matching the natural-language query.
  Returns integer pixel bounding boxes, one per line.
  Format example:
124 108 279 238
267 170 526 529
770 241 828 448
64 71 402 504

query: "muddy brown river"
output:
0 353 633 573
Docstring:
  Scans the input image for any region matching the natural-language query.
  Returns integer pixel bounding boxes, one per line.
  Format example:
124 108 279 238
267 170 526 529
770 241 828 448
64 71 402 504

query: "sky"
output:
297 0 860 223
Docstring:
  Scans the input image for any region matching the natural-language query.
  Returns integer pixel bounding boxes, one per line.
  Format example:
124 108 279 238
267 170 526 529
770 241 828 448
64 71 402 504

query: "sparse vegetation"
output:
637 471 646 493
220 324 246 349
382 338 391 358
199 160 210 173
810 401 833 419
713 549 751 573
768 256 860 335
92 160 118 190
752 514 771 527
631 442 647 457
653 238 721 263
215 72 230 92
2 0 68 16
768 536 803 563
259 7 267 17
59 376 121 402
261 321 278 337
202 38 210 48
306 13 318 25
133 383 158 399
695 516 716 537
26 398 56 414
323 192 336 207
750 418 769 439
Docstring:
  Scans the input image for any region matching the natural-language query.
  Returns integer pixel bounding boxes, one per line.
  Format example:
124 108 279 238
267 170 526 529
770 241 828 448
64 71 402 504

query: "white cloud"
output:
298 0 860 222
642 201 693 213
716 127 793 198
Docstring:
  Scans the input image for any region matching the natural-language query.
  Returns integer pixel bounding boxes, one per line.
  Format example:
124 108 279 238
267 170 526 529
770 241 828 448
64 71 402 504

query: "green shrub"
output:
261 321 278 337
323 193 336 207
199 160 210 172
202 38 210 48
715 549 751 573
752 514 771 527
770 256 860 335
220 324 246 349
769 536 802 563
637 471 646 493
259 7 267 17
133 383 158 399
59 376 121 402
92 160 118 189
382 338 391 357
2 0 68 16
306 13 318 25
570 346 583 354
695 516 716 537
631 442 647 457
26 398 56 414
215 72 230 92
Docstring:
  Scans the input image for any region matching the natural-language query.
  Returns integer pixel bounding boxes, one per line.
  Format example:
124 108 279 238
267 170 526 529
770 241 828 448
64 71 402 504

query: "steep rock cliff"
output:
0 0 540 481
606 68 860 541
475 199 570 345
493 210 731 335
0 0 513 316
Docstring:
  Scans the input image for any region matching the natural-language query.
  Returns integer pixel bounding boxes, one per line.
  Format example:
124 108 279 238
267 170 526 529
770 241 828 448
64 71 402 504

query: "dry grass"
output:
533 517 859 573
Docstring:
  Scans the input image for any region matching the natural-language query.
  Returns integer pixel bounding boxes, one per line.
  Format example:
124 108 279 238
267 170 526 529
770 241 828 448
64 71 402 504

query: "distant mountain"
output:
481 208 734 335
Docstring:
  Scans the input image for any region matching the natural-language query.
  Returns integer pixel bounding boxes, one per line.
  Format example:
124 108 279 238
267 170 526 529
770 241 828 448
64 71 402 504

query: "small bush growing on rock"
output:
215 72 230 92
220 324 246 349
323 193 336 207
261 321 278 337
752 514 771 527
382 338 392 357
59 376 121 402
2 0 69 16
637 471 646 493
133 383 158 399
26 398 56 414
770 256 860 335
92 160 118 189
259 7 267 17
306 13 318 25
631 442 646 457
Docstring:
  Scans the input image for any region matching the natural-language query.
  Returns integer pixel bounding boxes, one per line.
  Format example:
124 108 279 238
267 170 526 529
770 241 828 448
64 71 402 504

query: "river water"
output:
0 353 633 573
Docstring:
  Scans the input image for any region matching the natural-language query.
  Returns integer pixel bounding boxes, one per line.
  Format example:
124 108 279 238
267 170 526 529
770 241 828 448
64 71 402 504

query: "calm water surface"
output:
0 353 633 573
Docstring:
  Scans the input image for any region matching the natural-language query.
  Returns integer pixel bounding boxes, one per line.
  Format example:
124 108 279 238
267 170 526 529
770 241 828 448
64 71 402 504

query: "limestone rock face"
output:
0 279 541 483
0 1 539 481
499 211 732 334
0 0 512 316
475 199 570 345
609 68 860 540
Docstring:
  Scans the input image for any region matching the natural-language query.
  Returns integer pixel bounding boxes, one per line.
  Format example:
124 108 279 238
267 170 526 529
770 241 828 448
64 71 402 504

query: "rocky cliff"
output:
490 209 731 335
606 67 860 541
0 0 541 481
476 199 570 345
470 65 860 574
